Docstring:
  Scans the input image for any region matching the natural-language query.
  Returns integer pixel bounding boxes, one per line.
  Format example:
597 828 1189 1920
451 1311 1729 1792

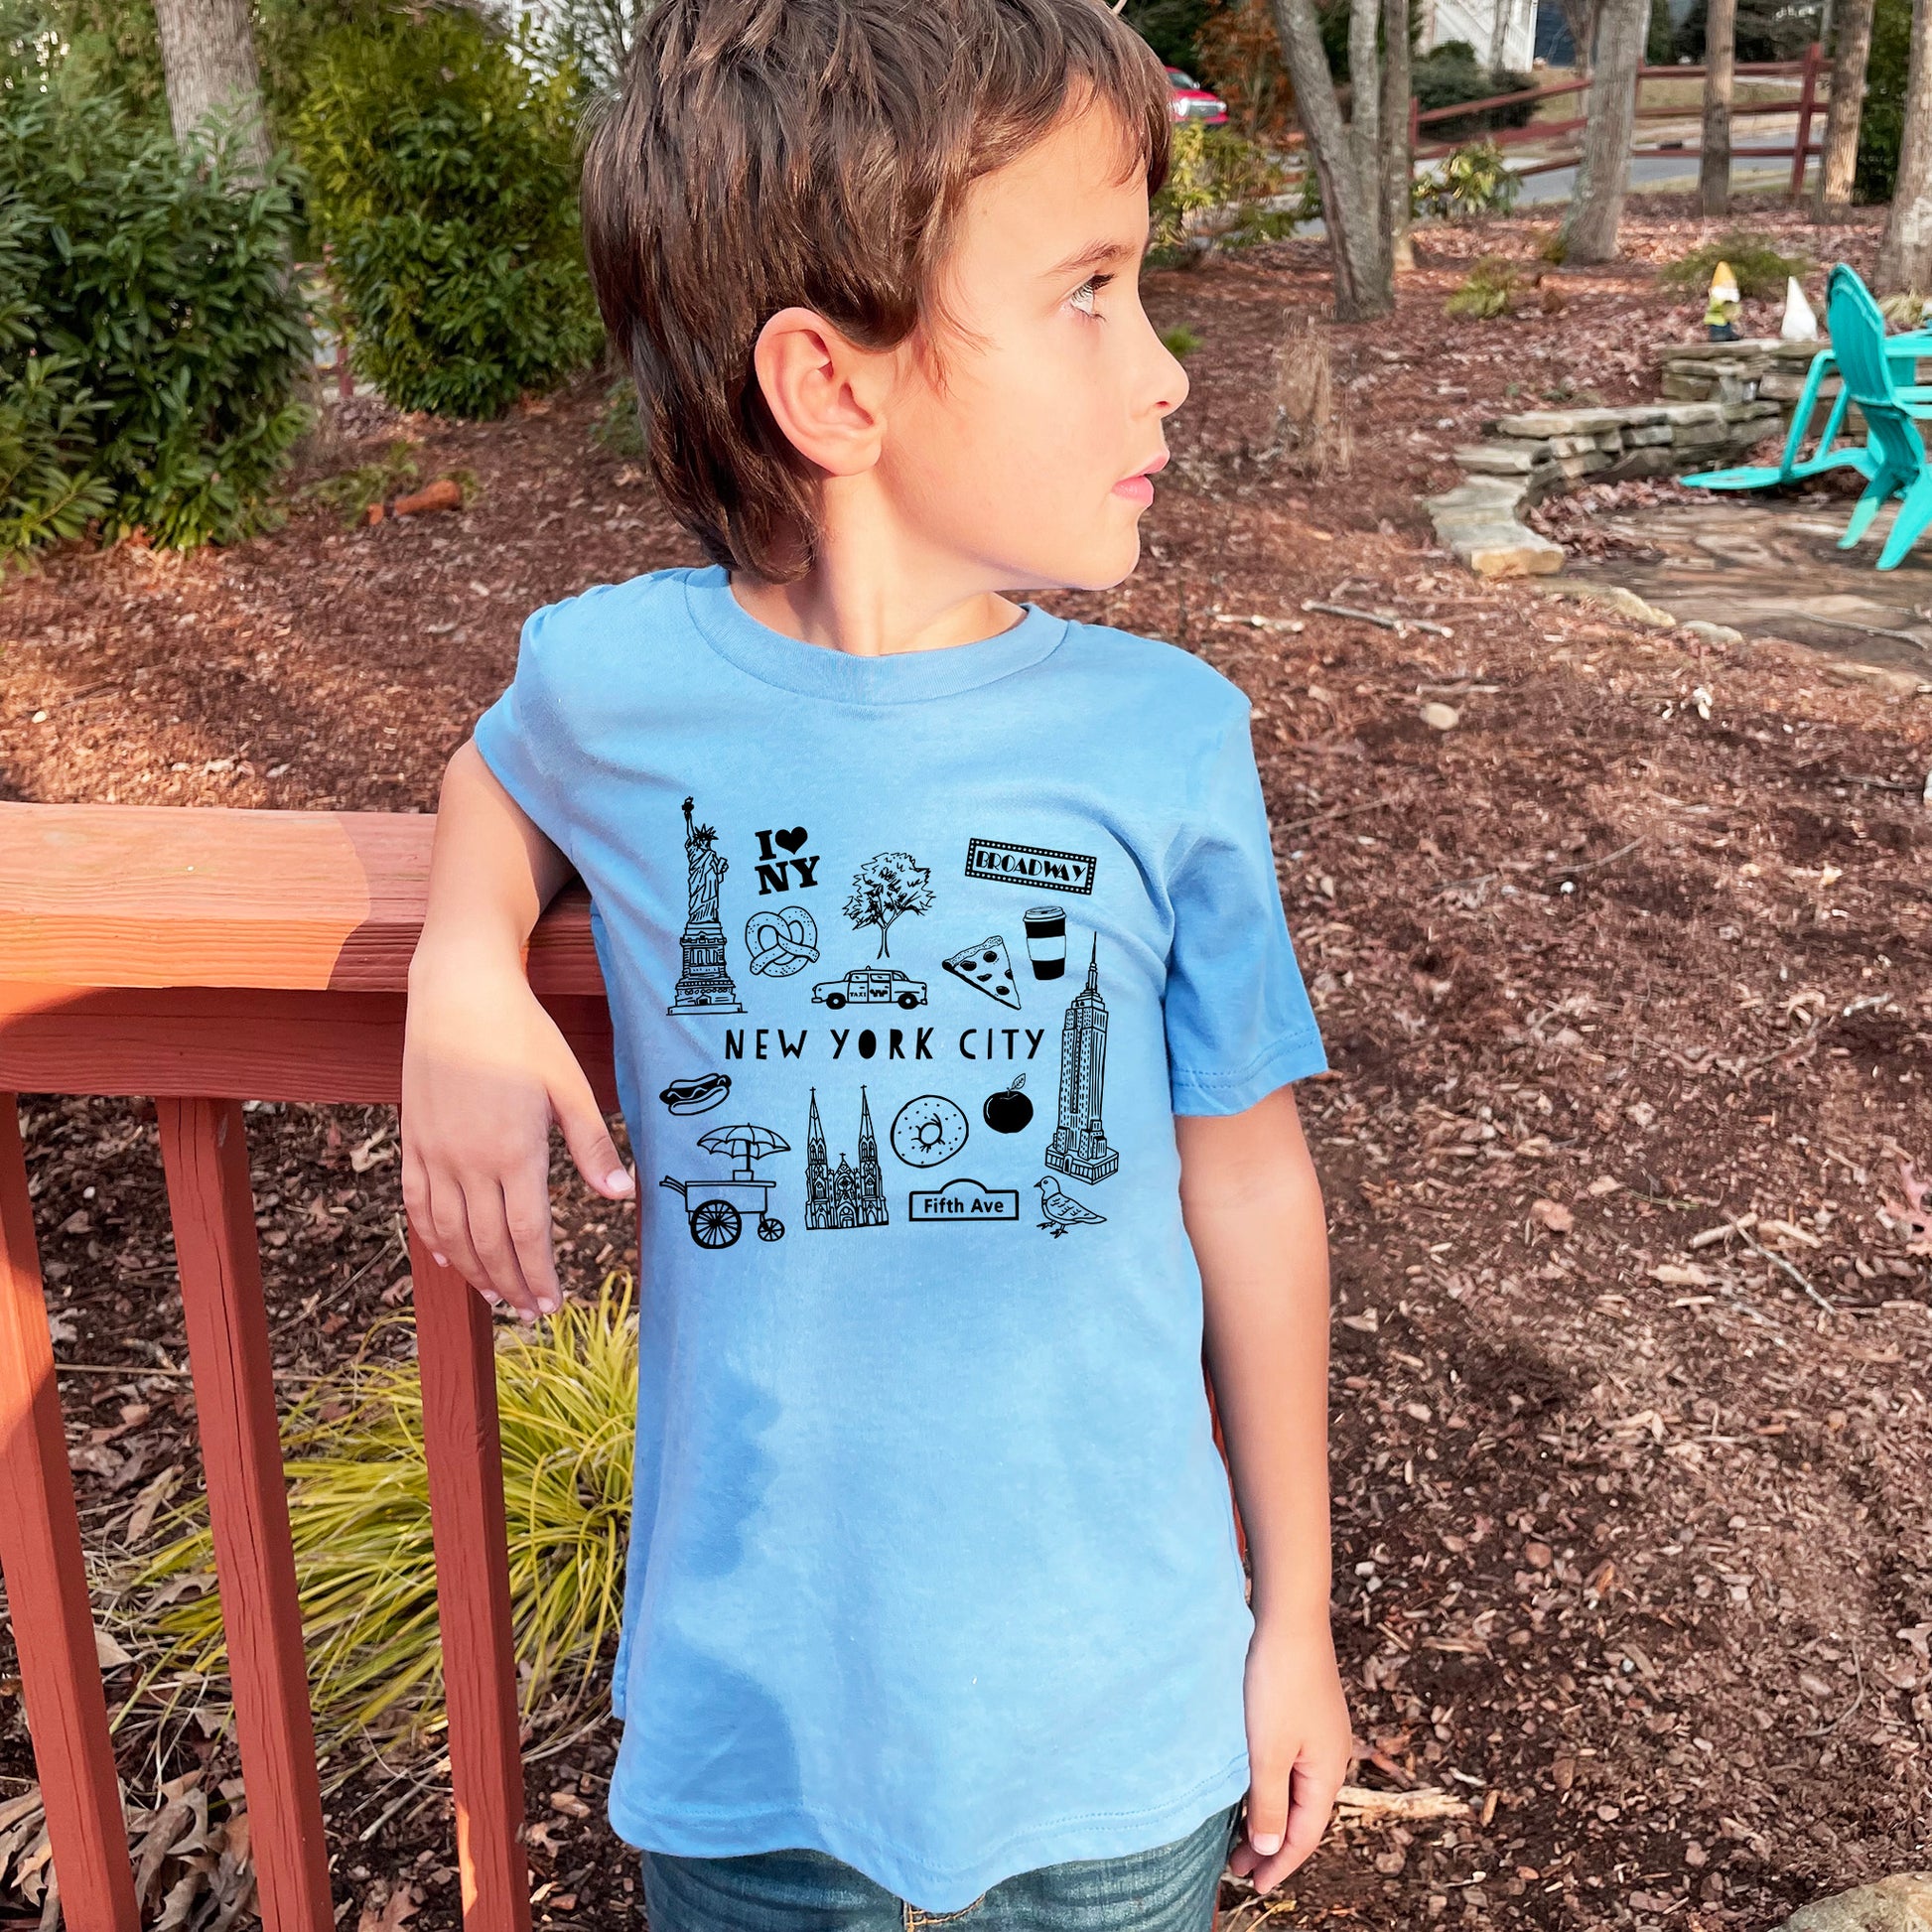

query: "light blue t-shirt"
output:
473 564 1326 1911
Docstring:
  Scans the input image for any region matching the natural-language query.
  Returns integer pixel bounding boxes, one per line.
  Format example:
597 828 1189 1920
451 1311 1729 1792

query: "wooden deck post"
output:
411 1238 532 1932
0 1096 140 1932
158 1098 335 1932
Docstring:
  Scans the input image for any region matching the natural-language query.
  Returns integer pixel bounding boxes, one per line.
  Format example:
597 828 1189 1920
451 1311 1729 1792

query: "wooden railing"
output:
1411 42 1826 195
0 802 617 1932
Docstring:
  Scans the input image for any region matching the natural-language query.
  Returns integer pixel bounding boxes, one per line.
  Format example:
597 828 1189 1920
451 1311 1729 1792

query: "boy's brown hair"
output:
581 0 1172 584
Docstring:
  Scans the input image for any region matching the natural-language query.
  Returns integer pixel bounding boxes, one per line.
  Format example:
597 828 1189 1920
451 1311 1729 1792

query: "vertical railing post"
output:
0 1096 140 1932
410 1237 531 1932
1791 40 1821 198
157 1098 335 1932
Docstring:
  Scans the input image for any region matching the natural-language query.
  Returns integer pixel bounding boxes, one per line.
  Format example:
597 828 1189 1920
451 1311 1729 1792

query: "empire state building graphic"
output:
1045 938 1119 1184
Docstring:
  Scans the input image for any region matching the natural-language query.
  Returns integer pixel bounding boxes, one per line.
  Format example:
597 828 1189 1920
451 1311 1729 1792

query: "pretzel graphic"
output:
745 904 821 977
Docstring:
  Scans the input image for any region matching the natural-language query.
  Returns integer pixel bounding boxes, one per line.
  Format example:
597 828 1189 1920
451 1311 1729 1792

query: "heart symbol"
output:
774 826 809 855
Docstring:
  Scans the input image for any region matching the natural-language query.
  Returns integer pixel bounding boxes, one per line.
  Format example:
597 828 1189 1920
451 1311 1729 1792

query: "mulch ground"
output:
0 193 1927 1932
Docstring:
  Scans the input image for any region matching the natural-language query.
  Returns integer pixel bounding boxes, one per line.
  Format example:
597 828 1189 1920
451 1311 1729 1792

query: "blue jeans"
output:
639 1804 1241 1932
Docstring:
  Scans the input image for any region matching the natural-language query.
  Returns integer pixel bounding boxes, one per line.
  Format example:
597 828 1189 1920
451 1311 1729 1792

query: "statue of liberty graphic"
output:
669 795 744 1016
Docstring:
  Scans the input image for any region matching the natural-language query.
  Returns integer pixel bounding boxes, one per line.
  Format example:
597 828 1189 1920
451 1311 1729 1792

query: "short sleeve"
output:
1164 706 1327 1114
472 604 581 867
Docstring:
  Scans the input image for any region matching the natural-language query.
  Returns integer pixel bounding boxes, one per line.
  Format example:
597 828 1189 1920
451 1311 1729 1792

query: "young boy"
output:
401 0 1351 1925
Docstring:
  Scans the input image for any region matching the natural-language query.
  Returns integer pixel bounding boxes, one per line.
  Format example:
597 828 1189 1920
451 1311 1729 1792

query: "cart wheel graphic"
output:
759 1216 784 1242
691 1198 742 1248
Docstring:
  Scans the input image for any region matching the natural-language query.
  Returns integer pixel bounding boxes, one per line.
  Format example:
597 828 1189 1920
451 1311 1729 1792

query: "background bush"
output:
0 37 311 563
294 8 602 418
1856 0 1911 204
1413 42 1534 142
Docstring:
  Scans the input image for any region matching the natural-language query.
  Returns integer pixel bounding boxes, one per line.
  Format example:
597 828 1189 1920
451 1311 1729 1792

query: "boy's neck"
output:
729 563 1029 659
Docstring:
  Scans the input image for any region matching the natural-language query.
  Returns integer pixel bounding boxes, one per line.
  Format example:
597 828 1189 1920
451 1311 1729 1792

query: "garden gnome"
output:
1705 260 1741 341
1780 276 1819 342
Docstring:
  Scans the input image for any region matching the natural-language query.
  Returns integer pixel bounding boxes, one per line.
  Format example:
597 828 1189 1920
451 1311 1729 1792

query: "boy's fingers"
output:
553 1076 633 1201
1280 1757 1340 1870
420 1171 498 1308
458 1174 542 1318
502 1168 563 1315
1241 1759 1291 1862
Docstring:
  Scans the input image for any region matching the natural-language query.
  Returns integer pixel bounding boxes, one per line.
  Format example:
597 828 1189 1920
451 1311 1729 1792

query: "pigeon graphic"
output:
1035 1175 1106 1238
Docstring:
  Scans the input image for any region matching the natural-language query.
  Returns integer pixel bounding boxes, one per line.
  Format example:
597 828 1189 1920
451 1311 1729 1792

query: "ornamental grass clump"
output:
122 1276 637 1747
1660 233 1811 301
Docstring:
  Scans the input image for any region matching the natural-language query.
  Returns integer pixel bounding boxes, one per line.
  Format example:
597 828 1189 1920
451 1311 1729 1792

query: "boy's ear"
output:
752 307 889 479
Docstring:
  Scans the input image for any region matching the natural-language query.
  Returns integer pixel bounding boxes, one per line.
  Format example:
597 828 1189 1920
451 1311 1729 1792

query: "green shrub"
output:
294 10 602 418
123 1277 639 1745
1412 43 1534 143
1161 324 1204 357
1659 231 1810 299
1444 254 1531 319
1149 123 1296 264
0 52 311 560
1414 140 1523 220
1856 0 1911 202
0 191 111 569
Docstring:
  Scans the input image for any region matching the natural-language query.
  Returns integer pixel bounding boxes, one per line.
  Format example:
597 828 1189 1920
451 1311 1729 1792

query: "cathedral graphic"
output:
669 794 743 1017
804 1087 890 1230
1044 938 1119 1184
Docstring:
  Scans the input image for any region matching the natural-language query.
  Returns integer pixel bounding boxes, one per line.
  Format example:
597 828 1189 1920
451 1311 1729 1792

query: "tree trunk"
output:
1561 0 1646 262
1699 0 1737 215
1818 0 1876 211
1346 0 1384 263
1879 0 1932 288
1380 0 1415 271
1269 0 1394 318
152 0 272 178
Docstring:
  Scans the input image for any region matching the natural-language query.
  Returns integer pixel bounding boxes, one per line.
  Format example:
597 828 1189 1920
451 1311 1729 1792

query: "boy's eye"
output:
1068 273 1112 318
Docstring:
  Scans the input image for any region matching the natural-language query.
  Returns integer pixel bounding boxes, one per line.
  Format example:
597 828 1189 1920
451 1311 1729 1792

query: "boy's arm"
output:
1178 1086 1350 1891
402 740 634 1319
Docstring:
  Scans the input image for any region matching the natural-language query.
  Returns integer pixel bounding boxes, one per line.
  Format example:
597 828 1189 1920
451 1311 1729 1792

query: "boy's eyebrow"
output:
1040 235 1146 281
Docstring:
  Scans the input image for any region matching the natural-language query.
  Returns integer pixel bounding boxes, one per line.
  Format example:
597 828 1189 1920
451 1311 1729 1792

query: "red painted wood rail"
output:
0 799 1246 1930
0 803 616 1932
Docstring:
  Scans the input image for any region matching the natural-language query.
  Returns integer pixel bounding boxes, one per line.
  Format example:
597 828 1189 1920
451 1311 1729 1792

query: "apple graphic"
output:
982 1072 1033 1135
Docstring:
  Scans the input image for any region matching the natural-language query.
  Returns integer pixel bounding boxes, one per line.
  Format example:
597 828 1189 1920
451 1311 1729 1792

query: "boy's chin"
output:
1031 526 1144 596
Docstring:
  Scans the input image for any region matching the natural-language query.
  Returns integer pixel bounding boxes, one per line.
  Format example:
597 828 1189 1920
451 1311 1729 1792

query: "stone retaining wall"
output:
1427 337 1810 579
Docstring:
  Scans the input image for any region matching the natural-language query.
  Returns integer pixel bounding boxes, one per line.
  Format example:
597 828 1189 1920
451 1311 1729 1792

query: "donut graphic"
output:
745 904 820 977
890 1094 969 1169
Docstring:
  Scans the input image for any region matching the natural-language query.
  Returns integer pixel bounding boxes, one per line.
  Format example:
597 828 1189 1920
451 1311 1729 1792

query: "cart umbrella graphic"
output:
660 1124 790 1248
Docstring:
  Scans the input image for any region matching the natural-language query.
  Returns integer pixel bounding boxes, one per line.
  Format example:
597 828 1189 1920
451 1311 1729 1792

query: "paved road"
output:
1513 153 1810 204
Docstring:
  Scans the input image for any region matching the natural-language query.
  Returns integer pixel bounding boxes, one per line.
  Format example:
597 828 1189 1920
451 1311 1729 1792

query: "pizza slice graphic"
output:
941 935 1022 1010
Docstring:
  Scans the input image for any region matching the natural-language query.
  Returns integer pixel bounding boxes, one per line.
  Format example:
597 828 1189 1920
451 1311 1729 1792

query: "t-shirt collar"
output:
682 564 1067 703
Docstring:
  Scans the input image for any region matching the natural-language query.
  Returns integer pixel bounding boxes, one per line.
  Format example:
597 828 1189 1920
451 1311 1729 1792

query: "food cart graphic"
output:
660 1123 789 1248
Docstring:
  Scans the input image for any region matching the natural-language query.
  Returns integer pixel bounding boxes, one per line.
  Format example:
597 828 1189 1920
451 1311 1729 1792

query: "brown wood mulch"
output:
0 195 1927 1932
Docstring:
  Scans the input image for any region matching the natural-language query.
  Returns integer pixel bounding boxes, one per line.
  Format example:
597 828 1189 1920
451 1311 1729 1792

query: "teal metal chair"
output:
1825 263 1932 570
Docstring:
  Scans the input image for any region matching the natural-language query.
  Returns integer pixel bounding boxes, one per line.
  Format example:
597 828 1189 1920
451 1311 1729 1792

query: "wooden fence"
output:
0 803 617 1932
1412 41 1827 197
0 800 1248 1932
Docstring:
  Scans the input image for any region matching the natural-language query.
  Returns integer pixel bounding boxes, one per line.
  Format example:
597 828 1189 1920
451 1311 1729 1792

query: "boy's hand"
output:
1228 1610 1352 1893
402 943 633 1320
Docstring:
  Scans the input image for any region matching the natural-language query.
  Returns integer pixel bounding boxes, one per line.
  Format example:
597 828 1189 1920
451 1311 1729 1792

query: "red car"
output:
1166 66 1228 126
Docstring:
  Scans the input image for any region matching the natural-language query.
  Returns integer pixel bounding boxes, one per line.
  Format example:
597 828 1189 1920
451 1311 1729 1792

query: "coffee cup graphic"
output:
1024 904 1066 980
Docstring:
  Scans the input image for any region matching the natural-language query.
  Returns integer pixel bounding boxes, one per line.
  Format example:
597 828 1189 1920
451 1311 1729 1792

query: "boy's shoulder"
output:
521 566 695 651
1050 614 1254 731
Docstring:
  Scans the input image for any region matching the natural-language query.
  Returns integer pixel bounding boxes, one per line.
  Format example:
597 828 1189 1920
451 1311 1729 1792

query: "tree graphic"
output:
843 852 934 958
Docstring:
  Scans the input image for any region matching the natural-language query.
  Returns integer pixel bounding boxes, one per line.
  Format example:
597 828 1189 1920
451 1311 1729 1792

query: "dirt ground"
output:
0 195 1928 1932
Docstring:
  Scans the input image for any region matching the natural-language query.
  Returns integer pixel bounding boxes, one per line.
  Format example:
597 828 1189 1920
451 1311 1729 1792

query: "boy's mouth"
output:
1111 449 1169 507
